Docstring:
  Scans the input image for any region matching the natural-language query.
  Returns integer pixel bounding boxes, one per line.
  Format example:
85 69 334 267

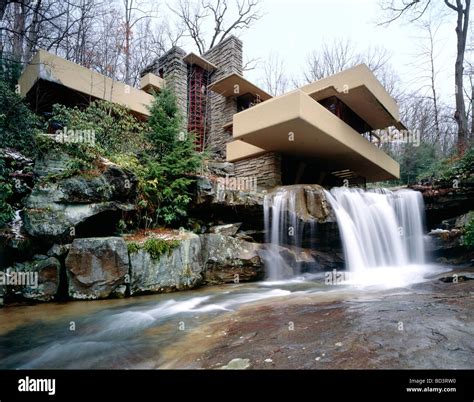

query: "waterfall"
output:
263 185 427 283
263 186 320 280
264 190 298 280
325 187 426 272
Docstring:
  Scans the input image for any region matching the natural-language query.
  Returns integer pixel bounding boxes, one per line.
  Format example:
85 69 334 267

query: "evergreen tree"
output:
145 87 202 225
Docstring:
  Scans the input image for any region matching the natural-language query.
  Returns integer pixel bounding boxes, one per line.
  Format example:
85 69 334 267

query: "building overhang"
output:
229 89 400 182
227 140 267 161
183 52 217 72
19 49 154 117
208 73 272 101
300 64 402 131
140 73 165 94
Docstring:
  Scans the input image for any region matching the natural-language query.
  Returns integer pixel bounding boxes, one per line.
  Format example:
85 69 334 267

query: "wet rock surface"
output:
161 268 474 369
265 184 334 224
22 151 137 242
201 234 265 284
129 233 203 295
65 237 129 300
5 256 61 302
428 211 474 265
411 182 474 229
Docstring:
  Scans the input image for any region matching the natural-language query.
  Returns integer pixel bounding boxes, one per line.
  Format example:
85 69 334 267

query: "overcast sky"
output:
169 0 462 104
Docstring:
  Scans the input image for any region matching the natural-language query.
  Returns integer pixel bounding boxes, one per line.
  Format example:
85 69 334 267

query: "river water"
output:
0 265 450 369
0 187 464 369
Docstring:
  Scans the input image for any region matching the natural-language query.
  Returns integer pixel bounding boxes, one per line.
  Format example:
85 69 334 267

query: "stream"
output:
2 263 472 369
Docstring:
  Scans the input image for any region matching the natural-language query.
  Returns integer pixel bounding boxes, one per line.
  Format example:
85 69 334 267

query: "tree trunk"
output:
471 83 474 143
453 0 470 154
25 0 42 62
12 1 26 62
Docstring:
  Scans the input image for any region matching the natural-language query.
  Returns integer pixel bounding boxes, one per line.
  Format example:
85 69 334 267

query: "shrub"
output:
0 80 40 155
0 157 14 227
0 53 21 88
463 217 474 249
418 147 474 183
48 101 150 155
34 134 101 181
127 238 180 260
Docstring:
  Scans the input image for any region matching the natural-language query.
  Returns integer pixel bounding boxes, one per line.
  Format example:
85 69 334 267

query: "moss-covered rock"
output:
22 149 137 242
128 232 203 295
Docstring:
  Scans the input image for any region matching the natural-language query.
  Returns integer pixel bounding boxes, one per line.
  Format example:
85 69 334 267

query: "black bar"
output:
0 370 472 402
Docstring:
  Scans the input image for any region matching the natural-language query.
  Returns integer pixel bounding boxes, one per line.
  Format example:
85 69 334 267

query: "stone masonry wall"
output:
145 47 188 124
204 36 243 158
234 152 282 189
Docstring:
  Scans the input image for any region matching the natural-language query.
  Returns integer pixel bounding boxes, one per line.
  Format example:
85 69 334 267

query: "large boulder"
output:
5 255 61 302
411 178 474 228
200 234 265 284
191 176 266 232
23 200 134 241
128 232 203 295
65 237 129 300
209 223 242 236
23 150 137 242
264 184 334 224
206 161 235 176
428 211 474 265
194 176 265 208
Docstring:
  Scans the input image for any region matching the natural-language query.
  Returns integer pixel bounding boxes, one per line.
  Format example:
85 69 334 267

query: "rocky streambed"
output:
0 265 472 369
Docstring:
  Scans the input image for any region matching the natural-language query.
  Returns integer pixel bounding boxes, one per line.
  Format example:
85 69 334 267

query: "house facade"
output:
19 36 404 189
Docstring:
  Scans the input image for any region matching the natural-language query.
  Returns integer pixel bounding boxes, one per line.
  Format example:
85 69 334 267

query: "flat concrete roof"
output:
140 73 165 94
226 140 267 161
208 73 272 101
183 52 217 72
300 64 401 130
19 49 154 116
228 89 400 182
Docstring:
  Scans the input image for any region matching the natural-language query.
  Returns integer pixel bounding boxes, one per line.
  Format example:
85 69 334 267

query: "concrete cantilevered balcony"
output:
226 64 403 182
227 88 400 182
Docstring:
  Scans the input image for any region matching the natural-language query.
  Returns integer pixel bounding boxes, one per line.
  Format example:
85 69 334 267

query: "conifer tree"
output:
146 87 202 225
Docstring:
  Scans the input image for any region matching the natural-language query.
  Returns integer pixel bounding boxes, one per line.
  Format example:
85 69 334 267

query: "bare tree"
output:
379 0 471 154
0 0 185 89
259 52 289 96
122 0 156 84
169 0 262 54
302 38 399 97
409 20 443 144
1 0 93 64
304 39 391 81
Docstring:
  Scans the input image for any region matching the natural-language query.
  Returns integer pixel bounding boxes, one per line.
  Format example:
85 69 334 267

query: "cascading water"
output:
263 185 321 280
325 187 426 272
264 185 431 286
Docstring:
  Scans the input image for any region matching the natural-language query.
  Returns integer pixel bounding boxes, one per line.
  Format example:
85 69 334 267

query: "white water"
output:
264 186 429 285
263 190 299 280
326 188 425 271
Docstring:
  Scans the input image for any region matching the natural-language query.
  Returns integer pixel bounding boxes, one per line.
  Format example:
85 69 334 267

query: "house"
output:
18 36 404 188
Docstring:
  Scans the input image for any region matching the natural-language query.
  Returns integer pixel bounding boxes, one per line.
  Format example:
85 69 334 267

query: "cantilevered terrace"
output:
18 47 403 186
222 64 403 183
